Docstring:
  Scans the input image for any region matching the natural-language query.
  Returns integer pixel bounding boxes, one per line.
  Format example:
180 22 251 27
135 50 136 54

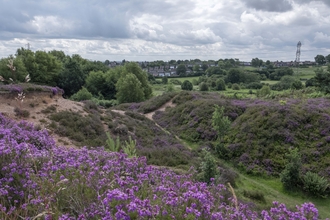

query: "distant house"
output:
158 72 165 77
165 72 171 77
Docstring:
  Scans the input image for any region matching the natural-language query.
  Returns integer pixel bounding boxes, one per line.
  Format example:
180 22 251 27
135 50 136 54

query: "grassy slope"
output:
237 173 330 218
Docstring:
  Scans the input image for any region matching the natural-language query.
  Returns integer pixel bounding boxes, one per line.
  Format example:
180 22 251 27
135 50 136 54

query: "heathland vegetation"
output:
1 48 330 218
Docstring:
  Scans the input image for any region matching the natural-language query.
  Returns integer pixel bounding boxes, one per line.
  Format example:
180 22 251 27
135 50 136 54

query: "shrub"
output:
169 79 182 85
215 79 226 91
246 82 263 89
199 82 209 91
70 87 93 101
232 83 240 90
302 171 329 197
181 80 193 91
257 85 271 97
200 149 218 184
280 148 302 190
14 108 30 118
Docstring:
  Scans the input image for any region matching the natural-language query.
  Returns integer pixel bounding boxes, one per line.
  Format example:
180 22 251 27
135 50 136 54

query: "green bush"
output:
302 171 329 197
199 82 209 91
181 80 193 91
257 85 271 97
232 83 240 90
280 148 302 190
215 79 226 91
70 87 93 101
169 79 182 85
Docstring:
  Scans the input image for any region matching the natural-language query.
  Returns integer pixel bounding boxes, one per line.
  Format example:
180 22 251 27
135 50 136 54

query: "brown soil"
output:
0 92 87 148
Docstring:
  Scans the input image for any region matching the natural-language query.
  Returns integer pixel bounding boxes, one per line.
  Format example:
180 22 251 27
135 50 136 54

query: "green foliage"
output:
314 65 330 94
280 148 302 190
242 190 266 203
176 64 187 76
138 92 177 114
162 76 168 84
251 58 263 68
232 83 240 90
225 68 259 84
169 79 182 85
123 136 137 158
166 83 175 92
181 80 193 91
302 172 329 197
58 58 85 97
49 111 106 147
70 87 93 101
124 62 152 100
269 67 293 80
257 85 271 97
215 79 226 91
0 56 28 83
199 82 209 91
315 54 326 65
212 105 231 139
271 76 301 91
200 149 218 184
105 133 121 152
32 51 62 86
116 73 145 103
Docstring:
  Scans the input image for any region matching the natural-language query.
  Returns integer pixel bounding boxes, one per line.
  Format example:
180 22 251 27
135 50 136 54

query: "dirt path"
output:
144 99 176 120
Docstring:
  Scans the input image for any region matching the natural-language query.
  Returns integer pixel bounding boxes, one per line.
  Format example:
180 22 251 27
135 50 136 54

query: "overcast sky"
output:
0 0 329 62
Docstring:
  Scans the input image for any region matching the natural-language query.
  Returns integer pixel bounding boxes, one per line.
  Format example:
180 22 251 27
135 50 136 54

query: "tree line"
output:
0 48 152 104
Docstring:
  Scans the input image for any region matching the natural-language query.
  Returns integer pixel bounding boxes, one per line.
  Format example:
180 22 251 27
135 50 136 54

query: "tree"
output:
212 105 231 138
251 58 263 68
215 78 226 91
0 56 28 83
201 63 209 71
314 65 330 93
200 149 218 184
116 73 145 103
32 51 62 85
212 105 231 158
176 64 187 76
314 55 326 65
85 71 108 97
58 58 85 97
225 68 242 84
326 54 330 64
280 148 302 190
124 62 152 100
181 80 193 91
269 67 293 80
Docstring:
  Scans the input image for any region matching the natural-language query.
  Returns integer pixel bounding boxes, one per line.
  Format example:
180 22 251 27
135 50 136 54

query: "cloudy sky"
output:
0 0 329 62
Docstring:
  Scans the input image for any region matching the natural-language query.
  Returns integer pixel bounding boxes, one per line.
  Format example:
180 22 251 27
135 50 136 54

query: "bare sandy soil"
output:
0 93 86 148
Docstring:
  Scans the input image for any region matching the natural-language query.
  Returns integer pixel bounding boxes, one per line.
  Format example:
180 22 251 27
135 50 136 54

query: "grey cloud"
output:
294 0 330 7
242 0 293 12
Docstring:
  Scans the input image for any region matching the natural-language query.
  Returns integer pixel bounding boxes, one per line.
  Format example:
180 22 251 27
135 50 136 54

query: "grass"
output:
236 173 330 218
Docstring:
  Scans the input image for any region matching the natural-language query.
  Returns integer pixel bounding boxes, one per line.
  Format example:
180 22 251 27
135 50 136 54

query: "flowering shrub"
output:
0 114 322 219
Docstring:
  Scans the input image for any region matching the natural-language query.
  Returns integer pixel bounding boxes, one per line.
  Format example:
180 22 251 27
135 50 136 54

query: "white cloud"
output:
0 0 329 61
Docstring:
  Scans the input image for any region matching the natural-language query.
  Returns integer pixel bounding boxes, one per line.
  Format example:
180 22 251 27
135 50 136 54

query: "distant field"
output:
170 76 200 83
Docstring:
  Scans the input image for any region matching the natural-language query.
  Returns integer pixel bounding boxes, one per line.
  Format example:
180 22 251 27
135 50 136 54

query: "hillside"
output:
1 88 330 217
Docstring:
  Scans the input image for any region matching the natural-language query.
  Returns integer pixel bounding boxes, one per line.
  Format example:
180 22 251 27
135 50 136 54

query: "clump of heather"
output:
0 114 321 219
